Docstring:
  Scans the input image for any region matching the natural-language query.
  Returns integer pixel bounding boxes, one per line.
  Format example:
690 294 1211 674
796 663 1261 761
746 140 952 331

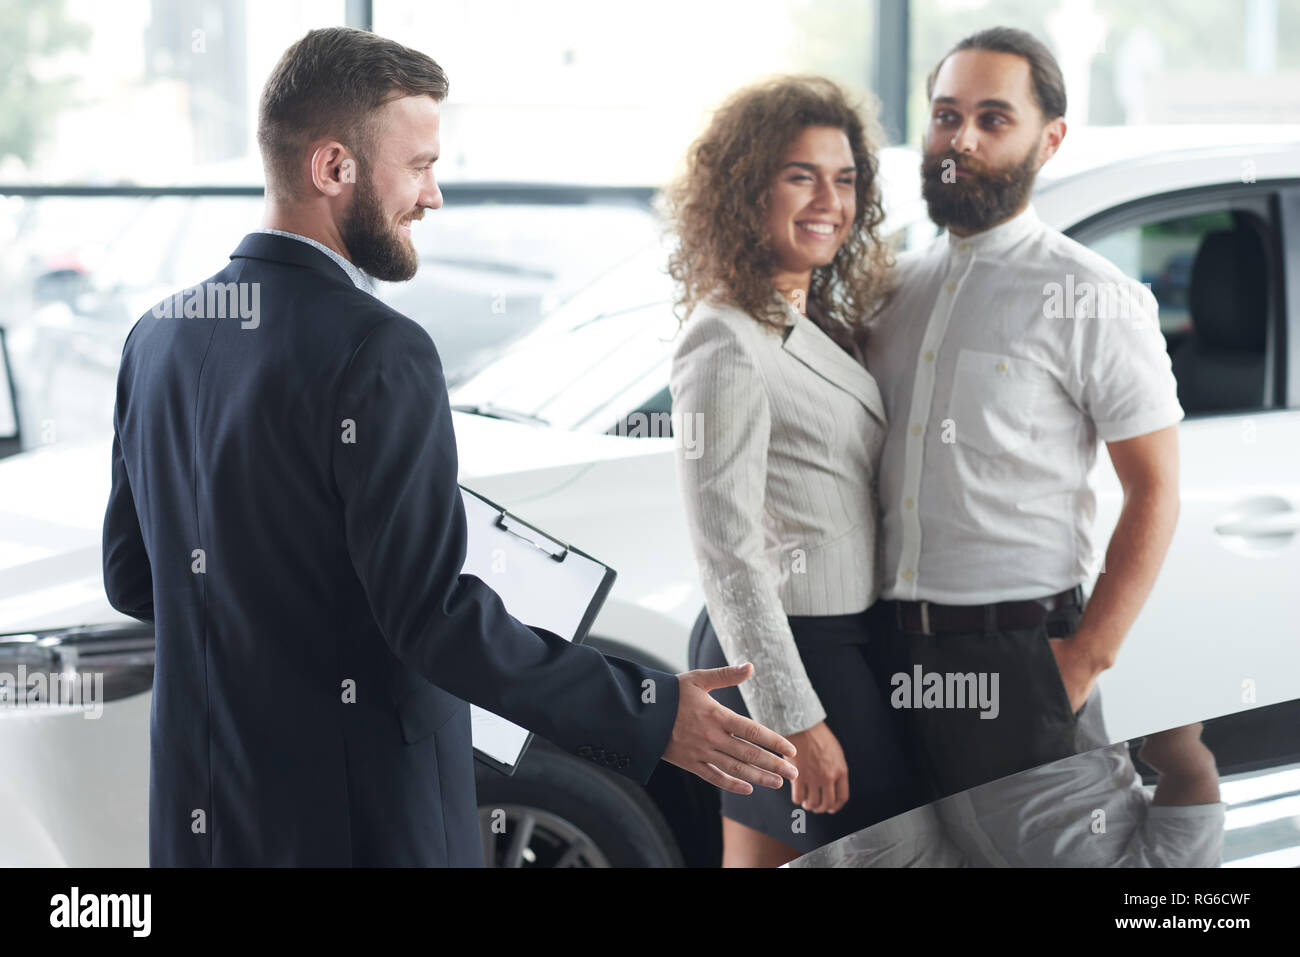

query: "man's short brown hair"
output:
926 26 1066 121
257 27 448 200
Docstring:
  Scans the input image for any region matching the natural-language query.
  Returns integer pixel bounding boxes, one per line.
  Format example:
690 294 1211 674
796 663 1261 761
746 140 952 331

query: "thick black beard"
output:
920 145 1040 234
340 167 419 283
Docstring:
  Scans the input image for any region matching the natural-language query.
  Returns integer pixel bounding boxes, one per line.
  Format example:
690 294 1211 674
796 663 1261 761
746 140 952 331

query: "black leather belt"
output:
889 585 1084 636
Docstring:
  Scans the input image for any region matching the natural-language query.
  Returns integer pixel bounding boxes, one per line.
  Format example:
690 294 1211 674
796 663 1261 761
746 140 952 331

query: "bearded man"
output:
863 26 1183 802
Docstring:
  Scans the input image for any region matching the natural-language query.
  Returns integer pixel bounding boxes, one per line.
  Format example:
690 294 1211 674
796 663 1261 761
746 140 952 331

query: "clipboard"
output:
459 484 617 775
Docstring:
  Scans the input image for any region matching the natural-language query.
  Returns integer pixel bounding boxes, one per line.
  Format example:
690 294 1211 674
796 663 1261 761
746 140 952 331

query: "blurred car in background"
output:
0 184 662 447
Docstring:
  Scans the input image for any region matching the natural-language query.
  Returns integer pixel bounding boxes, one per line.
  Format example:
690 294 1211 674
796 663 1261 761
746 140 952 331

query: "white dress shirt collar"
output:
944 203 1041 258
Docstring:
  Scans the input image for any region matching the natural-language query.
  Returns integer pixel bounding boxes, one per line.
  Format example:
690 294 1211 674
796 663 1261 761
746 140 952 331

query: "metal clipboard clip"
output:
494 511 570 562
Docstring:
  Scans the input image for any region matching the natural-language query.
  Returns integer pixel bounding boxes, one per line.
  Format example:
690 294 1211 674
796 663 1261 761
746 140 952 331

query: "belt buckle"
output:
919 600 932 636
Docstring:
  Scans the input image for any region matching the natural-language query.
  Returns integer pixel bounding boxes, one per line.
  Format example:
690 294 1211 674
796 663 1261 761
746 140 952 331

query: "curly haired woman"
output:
667 75 922 868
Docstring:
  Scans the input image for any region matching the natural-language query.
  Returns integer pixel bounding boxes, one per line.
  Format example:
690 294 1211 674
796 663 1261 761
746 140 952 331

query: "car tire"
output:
475 747 683 867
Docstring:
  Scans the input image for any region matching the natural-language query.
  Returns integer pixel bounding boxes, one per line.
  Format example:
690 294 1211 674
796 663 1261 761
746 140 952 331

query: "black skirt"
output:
688 605 925 856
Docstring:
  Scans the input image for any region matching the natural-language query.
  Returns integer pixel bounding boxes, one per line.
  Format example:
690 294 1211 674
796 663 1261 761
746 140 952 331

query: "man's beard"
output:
340 167 420 283
920 144 1039 234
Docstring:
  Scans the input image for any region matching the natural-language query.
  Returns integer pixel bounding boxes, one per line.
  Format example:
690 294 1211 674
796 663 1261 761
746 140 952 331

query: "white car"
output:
1 129 1298 867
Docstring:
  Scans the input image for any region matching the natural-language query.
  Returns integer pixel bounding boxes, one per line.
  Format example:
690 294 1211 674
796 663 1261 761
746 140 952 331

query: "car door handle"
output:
1214 509 1300 538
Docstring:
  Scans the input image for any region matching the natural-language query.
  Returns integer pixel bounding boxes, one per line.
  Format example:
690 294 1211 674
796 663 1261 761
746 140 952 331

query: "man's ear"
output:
309 142 354 198
1038 117 1066 167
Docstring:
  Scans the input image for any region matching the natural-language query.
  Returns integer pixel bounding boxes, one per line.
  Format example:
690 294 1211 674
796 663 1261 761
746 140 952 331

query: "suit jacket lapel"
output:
781 311 888 426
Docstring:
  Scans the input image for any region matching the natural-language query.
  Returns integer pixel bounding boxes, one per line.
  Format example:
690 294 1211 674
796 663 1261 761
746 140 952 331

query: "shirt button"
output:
911 424 922 436
959 242 971 252
924 351 935 362
901 569 915 582
904 498 914 510
996 361 1008 373
945 282 957 294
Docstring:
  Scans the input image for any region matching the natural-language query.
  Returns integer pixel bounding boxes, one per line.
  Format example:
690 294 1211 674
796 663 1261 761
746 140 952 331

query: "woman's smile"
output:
795 219 840 240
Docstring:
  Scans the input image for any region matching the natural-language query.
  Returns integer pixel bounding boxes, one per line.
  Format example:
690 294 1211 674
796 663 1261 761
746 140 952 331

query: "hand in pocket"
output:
1047 635 1096 716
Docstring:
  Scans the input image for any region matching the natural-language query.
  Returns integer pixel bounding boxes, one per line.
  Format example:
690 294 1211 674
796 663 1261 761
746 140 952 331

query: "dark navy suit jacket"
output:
102 232 680 866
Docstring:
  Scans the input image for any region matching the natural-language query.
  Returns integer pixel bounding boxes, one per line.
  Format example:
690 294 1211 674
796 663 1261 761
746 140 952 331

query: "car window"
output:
608 384 673 438
1082 206 1274 418
1086 211 1236 338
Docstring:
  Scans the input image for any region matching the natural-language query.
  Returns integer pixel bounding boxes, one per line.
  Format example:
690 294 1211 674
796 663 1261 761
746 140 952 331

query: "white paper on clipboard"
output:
459 485 614 772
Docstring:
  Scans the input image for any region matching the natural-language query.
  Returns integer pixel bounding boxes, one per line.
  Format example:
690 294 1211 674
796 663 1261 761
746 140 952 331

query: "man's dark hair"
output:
925 26 1066 121
257 27 449 200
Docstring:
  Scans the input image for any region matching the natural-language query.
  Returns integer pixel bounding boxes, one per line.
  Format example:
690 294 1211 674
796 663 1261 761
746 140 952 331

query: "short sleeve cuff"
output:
1094 404 1185 443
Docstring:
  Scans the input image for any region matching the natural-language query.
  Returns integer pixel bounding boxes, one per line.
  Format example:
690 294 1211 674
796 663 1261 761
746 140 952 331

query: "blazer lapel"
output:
781 310 888 426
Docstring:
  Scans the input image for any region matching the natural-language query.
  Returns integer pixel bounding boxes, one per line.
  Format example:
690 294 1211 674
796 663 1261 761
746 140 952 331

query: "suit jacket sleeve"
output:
669 313 827 737
330 316 679 783
103 400 155 624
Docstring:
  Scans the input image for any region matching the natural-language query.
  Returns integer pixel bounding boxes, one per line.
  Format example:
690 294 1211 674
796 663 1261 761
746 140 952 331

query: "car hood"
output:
0 412 638 633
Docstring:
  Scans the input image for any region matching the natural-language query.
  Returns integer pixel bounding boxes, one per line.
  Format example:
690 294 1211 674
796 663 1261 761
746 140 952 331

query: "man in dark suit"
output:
102 26 797 866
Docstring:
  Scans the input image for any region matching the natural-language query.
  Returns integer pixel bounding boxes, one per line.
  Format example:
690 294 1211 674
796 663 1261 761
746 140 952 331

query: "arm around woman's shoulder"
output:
668 308 827 737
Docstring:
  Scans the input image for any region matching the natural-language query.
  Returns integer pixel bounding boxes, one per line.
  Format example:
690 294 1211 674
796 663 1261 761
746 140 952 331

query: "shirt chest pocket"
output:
945 348 1049 457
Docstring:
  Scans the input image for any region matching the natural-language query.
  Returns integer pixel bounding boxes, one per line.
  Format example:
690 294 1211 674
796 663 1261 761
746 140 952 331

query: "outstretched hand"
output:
661 664 799 795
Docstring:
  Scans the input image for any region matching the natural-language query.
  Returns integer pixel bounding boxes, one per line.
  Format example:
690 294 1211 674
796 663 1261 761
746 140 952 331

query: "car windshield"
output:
450 242 680 433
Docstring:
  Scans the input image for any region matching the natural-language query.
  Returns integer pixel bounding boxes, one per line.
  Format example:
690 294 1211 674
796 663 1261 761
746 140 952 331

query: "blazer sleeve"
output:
330 316 679 784
669 314 827 737
103 384 155 624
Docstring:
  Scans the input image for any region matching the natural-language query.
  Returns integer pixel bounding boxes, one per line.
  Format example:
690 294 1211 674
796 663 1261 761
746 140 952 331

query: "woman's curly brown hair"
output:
665 75 894 350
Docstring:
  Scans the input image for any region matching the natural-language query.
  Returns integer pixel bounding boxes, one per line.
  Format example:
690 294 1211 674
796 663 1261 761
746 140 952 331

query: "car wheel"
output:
475 748 682 867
